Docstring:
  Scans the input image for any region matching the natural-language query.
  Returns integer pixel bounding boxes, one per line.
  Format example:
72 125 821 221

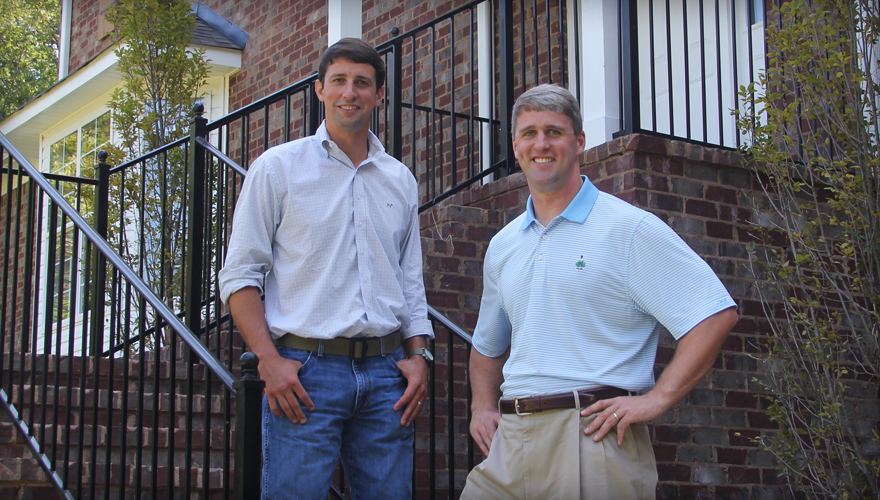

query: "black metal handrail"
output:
0 136 231 383
0 132 264 500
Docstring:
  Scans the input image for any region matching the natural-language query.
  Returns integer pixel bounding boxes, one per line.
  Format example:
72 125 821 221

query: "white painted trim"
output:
59 0 72 80
2 44 241 164
327 0 362 46
578 0 622 150
477 2 493 180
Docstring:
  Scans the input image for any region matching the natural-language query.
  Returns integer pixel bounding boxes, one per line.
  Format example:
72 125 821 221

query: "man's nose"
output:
535 132 550 148
342 81 356 98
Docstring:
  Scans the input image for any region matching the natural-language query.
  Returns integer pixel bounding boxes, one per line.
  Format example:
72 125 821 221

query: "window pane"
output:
97 112 111 145
81 117 97 155
81 111 111 179
50 131 77 175
63 133 77 170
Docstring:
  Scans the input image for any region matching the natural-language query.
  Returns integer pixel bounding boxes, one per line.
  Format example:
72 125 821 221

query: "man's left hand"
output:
582 308 738 445
393 355 429 426
581 394 667 445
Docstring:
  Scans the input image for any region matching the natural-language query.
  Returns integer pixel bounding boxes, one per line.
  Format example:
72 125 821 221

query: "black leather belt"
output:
499 387 633 415
273 331 402 359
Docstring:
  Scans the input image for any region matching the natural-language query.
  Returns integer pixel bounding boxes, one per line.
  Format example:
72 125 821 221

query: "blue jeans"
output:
262 345 413 500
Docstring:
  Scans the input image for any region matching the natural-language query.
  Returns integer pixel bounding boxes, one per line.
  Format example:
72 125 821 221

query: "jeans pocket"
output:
276 346 314 374
383 346 405 376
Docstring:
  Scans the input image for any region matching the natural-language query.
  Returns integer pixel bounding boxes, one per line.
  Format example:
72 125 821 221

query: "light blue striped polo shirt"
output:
473 176 736 398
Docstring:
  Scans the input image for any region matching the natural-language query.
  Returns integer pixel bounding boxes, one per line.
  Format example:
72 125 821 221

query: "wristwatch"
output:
407 348 434 364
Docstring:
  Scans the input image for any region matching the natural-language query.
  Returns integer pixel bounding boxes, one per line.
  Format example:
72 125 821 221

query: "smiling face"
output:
315 58 384 141
512 110 586 195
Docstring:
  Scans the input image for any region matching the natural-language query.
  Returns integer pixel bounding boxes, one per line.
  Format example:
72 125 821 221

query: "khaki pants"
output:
461 409 657 500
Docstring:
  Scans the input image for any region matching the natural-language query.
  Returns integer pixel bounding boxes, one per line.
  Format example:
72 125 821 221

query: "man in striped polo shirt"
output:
461 84 738 499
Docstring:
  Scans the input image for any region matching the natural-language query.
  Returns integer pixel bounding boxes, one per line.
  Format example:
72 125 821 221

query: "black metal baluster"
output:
648 0 658 131
430 25 437 202
234 353 264 500
446 331 454 499
0 153 13 393
714 0 724 145
683 0 692 138
118 282 132 500
698 0 708 141
666 0 675 134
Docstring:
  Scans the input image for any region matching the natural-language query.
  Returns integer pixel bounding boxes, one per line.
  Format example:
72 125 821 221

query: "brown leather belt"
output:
499 387 633 415
273 331 402 359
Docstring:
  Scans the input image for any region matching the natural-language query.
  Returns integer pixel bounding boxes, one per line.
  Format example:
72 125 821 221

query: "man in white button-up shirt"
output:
219 38 432 500
461 84 738 499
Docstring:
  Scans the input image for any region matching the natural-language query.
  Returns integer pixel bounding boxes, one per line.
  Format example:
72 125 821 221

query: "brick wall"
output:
200 0 328 113
417 133 793 499
68 0 114 73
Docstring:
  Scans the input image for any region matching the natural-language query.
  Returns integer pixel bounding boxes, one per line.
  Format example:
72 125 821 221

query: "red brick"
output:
653 443 677 462
655 425 691 443
748 411 779 429
685 200 718 219
657 463 691 481
725 392 758 409
716 447 748 464
727 466 760 484
706 185 738 205
706 221 733 239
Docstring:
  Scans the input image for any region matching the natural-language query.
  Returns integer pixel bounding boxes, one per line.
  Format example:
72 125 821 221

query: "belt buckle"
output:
349 339 369 360
514 397 533 416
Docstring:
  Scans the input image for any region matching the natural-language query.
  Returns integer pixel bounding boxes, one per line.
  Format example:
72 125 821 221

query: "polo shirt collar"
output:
520 175 600 230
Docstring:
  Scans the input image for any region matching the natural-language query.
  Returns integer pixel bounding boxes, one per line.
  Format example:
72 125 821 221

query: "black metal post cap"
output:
240 352 259 379
193 102 205 116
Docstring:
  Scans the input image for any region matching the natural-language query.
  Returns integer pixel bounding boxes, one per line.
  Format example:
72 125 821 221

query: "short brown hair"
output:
318 38 386 89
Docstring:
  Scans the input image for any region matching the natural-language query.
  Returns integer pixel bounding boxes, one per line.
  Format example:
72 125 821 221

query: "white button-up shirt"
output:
219 122 432 341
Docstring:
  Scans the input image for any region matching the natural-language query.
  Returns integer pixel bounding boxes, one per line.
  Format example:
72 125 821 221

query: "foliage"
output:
737 0 880 496
103 0 208 344
0 0 59 120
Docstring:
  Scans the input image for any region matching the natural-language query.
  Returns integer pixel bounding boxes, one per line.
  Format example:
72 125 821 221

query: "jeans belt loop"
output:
317 339 325 358
350 339 367 360
380 337 386 357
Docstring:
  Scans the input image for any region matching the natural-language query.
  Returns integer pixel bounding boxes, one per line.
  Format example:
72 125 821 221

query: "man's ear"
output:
315 80 325 102
374 86 385 106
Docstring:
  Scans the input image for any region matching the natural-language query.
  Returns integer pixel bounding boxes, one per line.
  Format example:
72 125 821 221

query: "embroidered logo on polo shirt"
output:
575 255 586 272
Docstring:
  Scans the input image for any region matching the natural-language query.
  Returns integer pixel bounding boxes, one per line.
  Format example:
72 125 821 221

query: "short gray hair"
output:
511 84 583 136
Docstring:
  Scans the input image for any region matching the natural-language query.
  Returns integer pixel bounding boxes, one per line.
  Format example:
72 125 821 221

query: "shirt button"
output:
363 277 368 282
538 255 544 260
542 234 547 240
359 221 364 227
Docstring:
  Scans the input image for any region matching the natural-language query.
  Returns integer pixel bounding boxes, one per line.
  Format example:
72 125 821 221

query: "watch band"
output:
407 347 433 364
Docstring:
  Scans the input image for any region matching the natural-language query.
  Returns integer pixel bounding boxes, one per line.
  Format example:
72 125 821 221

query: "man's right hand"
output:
228 287 316 425
470 407 501 456
468 348 507 456
258 352 315 424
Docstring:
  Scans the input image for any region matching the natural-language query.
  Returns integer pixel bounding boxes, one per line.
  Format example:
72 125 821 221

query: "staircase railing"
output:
0 133 264 499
